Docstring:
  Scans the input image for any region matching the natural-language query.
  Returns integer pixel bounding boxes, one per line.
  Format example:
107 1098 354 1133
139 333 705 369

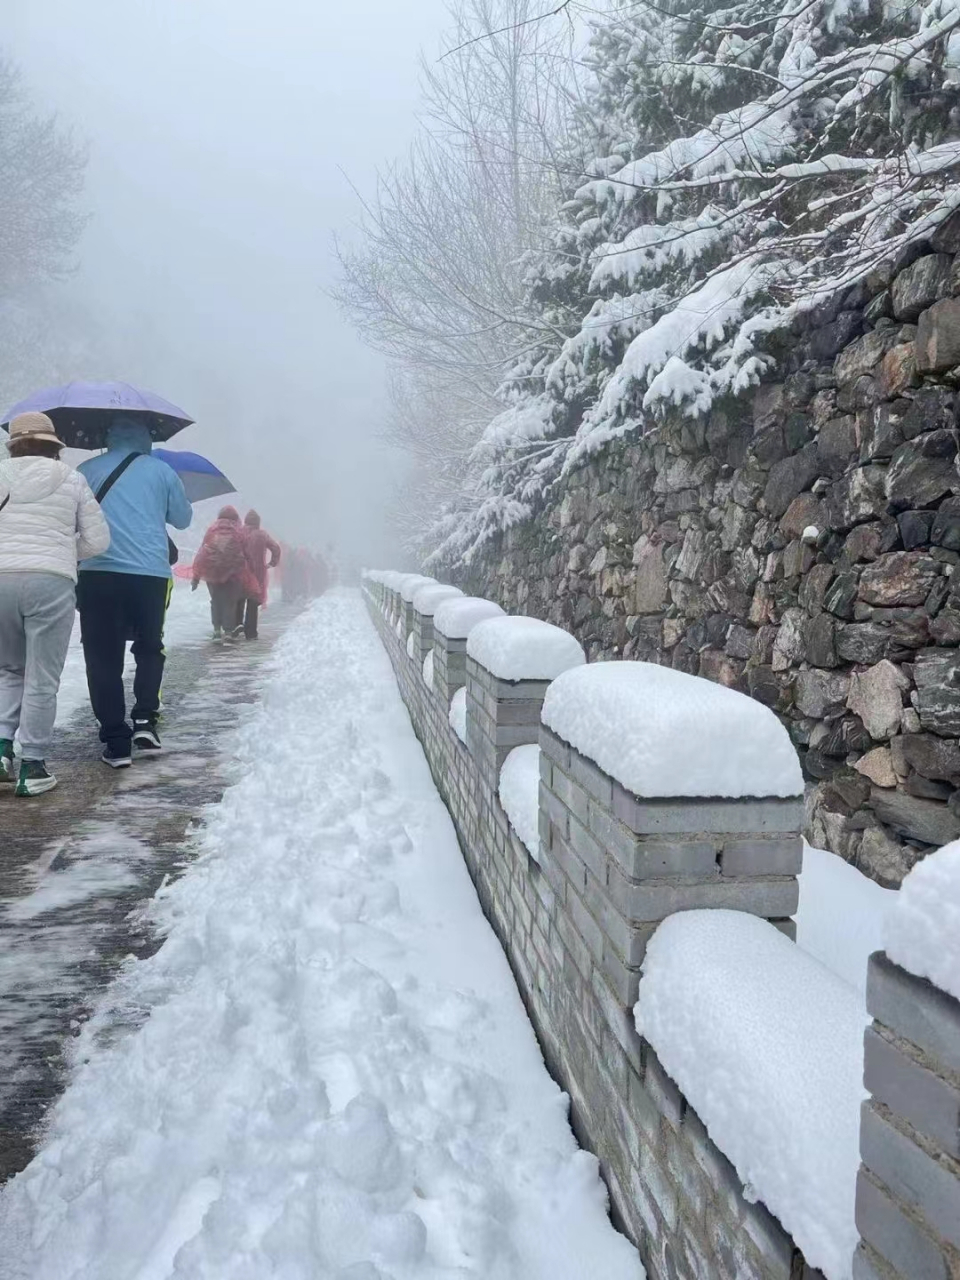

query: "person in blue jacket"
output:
77 417 192 767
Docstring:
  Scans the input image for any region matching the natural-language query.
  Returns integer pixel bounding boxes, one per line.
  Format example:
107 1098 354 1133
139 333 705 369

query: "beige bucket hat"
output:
7 411 65 447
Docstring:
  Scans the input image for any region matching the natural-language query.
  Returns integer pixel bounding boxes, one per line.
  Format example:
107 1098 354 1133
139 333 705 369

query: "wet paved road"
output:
0 605 297 1183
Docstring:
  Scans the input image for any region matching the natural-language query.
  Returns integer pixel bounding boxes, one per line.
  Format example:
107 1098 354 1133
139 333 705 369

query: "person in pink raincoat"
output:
191 506 253 643
235 509 280 640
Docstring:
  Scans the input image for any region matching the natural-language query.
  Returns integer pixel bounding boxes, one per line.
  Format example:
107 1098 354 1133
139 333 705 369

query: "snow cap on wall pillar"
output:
433 596 505 643
411 583 463 617
399 573 436 603
542 661 803 801
466 615 586 683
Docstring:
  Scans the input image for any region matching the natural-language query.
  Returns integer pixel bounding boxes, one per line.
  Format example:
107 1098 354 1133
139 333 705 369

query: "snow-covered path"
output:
0 592 641 1280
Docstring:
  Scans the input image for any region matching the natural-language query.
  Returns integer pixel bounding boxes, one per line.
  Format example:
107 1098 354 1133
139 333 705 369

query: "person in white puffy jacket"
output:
0 411 110 796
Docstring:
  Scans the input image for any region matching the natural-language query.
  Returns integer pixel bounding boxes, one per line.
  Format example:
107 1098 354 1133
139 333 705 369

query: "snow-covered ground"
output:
55 581 214 727
0 592 642 1280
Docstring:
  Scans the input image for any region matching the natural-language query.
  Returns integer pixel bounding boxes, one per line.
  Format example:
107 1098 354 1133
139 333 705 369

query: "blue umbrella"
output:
2 380 193 449
153 449 236 503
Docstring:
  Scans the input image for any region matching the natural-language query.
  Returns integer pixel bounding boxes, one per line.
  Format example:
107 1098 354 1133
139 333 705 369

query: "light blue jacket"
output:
77 420 192 579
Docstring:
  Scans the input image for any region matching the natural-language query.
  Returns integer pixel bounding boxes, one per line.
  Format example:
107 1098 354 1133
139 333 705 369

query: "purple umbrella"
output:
2 380 194 449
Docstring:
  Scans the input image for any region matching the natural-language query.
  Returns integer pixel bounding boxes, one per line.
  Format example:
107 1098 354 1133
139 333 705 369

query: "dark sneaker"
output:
132 721 163 753
231 625 245 638
102 743 133 769
15 760 57 797
0 738 14 786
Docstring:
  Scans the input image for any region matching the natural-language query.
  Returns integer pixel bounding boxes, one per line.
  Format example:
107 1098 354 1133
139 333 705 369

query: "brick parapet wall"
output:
363 584 818 1280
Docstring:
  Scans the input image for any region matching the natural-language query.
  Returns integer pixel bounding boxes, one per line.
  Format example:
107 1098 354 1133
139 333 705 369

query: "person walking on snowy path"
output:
77 417 192 768
191 506 252 643
0 413 110 796
235 509 280 641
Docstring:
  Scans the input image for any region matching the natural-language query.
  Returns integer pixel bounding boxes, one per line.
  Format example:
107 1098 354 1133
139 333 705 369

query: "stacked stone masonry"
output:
364 584 820 1280
445 230 960 889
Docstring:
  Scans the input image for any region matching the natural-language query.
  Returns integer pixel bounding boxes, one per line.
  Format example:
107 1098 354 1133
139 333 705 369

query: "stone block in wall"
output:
857 951 960 1280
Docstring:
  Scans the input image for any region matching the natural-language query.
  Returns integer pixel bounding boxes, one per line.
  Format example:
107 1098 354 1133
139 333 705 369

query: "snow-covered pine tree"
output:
429 0 960 567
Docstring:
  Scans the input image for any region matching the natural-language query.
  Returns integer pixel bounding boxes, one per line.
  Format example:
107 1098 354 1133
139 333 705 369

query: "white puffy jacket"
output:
0 457 111 582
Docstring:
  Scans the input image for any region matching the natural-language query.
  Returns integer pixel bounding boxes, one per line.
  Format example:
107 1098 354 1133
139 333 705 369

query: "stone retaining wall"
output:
446 231 960 889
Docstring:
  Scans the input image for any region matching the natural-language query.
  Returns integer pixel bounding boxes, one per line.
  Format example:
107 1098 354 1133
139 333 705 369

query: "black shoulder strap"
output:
95 452 141 504
0 494 9 515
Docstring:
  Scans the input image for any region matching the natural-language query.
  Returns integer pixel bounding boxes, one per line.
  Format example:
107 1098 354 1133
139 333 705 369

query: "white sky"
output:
6 0 451 567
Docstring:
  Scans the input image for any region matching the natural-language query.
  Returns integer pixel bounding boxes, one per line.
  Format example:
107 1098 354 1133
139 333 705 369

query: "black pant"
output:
235 596 259 639
77 572 169 747
208 581 241 634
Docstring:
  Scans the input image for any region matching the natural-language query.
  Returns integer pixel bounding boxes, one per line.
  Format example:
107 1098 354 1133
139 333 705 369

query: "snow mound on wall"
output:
797 843 895 994
499 745 541 863
885 839 960 1001
467 616 585 682
422 650 434 689
542 661 803 799
400 574 436 602
405 631 415 659
635 911 867 1280
411 583 462 616
433 596 504 640
449 687 468 743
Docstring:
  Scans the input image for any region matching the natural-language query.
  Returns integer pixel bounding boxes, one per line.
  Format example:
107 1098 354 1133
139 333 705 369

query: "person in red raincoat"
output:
191 506 253 643
236 510 280 640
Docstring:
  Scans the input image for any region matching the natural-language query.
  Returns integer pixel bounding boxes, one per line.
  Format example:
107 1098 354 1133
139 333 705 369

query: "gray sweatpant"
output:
0 572 76 760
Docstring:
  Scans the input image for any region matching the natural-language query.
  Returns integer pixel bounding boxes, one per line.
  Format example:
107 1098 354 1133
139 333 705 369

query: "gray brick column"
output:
410 587 462 668
464 616 585 789
432 597 505 706
538 701 802 1020
412 608 433 667
855 953 960 1280
398 576 434 644
434 632 467 703
465 657 552 790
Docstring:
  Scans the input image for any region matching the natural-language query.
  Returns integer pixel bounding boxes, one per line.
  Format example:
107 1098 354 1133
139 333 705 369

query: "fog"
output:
6 0 450 571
